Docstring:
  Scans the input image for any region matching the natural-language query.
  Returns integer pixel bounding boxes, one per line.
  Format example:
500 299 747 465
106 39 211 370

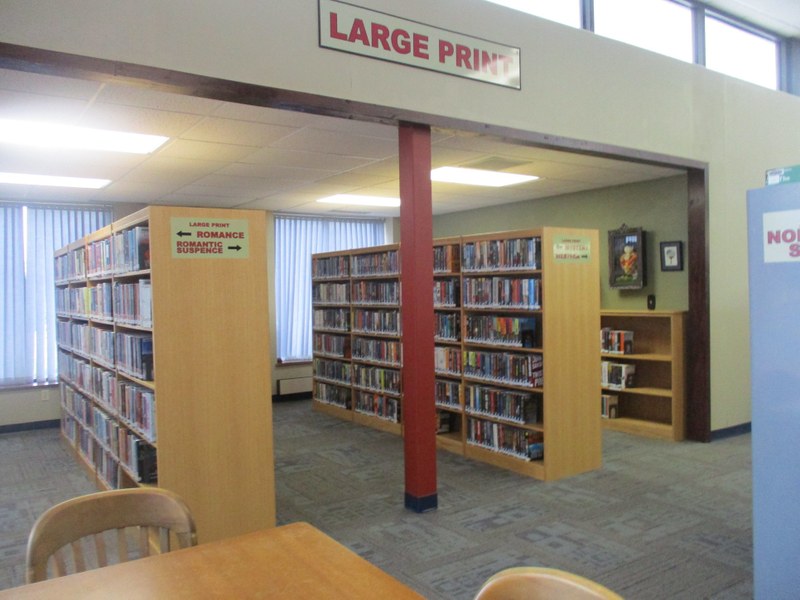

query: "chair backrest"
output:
474 567 623 600
26 487 197 583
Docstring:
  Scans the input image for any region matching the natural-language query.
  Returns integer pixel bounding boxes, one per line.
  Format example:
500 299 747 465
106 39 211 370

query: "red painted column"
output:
398 122 437 512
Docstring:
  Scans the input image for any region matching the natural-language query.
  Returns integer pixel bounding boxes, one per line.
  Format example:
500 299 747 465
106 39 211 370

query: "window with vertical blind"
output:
1 204 111 386
274 215 386 362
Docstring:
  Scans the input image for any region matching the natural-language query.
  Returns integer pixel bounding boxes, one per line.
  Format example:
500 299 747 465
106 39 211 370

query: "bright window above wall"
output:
705 15 778 89
594 0 693 63
483 0 580 28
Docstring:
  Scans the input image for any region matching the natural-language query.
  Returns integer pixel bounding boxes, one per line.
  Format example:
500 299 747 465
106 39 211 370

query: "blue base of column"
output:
404 492 438 513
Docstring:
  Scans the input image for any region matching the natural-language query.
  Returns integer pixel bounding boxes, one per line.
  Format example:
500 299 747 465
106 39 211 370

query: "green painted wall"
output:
425 175 688 311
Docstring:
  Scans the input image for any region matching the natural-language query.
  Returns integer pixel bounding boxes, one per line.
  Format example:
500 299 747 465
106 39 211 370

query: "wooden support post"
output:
398 122 437 512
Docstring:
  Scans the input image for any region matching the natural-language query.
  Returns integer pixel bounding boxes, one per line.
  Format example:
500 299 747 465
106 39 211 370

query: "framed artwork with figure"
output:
608 225 646 289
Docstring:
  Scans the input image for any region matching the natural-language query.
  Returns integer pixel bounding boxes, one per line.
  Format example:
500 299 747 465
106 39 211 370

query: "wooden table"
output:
1 522 424 599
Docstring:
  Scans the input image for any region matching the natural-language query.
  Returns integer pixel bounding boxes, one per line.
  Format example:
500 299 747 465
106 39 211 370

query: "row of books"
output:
114 280 152 327
313 381 351 409
87 237 112 277
60 360 154 441
62 386 156 484
435 312 460 341
433 244 460 274
433 279 459 307
352 308 401 336
312 282 349 305
352 280 400 305
352 337 402 365
462 276 541 309
116 380 157 442
465 315 537 348
601 361 636 390
55 247 87 282
465 384 540 424
435 379 460 408
313 358 351 384
462 237 540 272
463 350 544 388
56 286 91 316
56 281 151 327
466 418 544 461
313 308 350 331
434 346 461 376
312 255 350 279
353 364 402 394
354 391 400 422
351 250 399 277
600 328 634 354
112 226 150 274
601 393 619 418
115 332 154 381
313 333 350 358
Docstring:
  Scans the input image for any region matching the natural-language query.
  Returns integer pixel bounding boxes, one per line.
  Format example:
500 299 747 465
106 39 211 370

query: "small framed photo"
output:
608 225 646 289
660 241 683 272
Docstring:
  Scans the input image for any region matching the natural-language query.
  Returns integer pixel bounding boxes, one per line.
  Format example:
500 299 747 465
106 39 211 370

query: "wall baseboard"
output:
710 422 751 441
0 419 59 435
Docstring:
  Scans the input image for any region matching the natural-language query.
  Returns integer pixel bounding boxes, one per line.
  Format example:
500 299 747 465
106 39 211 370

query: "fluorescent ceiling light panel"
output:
0 119 168 154
0 172 111 189
431 166 538 187
317 194 401 207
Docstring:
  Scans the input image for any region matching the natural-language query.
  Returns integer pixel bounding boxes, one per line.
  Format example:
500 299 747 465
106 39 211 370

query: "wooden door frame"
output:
0 42 711 440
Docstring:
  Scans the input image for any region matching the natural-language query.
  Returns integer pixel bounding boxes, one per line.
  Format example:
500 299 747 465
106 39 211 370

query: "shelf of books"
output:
55 206 274 543
311 227 601 482
600 310 685 441
433 237 464 455
460 228 600 481
312 245 403 435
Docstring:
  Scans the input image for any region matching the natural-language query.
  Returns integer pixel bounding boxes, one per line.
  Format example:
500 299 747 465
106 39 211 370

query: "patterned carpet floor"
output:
0 399 752 598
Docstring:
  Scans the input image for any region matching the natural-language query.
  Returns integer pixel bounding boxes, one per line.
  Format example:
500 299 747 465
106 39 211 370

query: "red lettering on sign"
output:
439 40 454 63
413 33 429 59
767 229 800 244
791 243 800 257
329 12 347 41
349 18 369 44
456 44 472 69
392 28 410 54
371 22 390 50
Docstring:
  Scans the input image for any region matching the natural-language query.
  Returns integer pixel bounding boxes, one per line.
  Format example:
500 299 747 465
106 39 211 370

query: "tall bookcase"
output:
600 310 685 441
312 244 402 434
311 227 601 481
55 206 275 543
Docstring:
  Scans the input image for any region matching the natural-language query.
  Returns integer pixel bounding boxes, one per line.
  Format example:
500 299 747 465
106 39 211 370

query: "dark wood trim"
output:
0 41 713 442
686 168 711 442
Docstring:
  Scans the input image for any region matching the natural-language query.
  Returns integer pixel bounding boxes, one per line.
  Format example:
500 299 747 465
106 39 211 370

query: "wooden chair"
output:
474 567 623 600
26 487 197 583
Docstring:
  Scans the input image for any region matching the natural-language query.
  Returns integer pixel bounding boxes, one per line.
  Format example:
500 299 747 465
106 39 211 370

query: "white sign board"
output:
762 209 800 263
319 0 521 89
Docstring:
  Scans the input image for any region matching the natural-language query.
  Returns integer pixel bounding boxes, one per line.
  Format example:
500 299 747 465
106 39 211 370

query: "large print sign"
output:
319 0 521 89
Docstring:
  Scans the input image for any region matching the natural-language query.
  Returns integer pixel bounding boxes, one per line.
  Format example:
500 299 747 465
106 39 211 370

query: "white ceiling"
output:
0 67 686 218
0 3 796 218
707 0 800 37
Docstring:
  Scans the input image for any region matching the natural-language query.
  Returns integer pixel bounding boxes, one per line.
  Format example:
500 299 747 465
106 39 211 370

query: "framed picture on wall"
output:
608 225 646 289
660 241 683 271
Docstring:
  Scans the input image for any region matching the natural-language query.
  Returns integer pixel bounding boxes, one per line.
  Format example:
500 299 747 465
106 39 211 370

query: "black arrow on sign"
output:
177 231 191 237
228 245 242 251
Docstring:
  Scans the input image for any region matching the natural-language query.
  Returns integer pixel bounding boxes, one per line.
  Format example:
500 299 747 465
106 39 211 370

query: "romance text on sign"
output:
171 217 250 259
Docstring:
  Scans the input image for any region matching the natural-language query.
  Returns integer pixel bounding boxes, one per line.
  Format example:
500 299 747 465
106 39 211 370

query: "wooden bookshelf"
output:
55 206 275 543
312 227 601 481
312 245 402 434
600 309 686 441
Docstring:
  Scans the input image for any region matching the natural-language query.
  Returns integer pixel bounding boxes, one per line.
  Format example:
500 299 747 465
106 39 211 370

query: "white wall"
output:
3 0 800 429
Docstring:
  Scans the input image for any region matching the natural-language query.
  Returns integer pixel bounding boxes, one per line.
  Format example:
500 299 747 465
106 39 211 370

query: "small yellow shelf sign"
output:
171 217 250 259
553 235 591 262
